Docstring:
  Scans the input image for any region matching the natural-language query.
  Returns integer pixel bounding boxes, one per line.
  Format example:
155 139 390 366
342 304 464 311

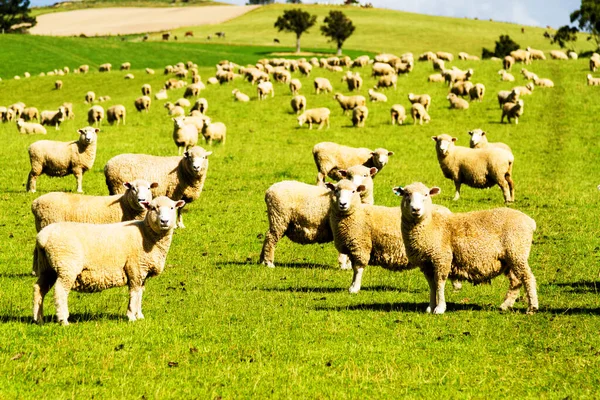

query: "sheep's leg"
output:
338 253 352 270
506 173 515 202
519 264 538 314
453 181 461 201
136 286 145 319
127 286 145 321
423 269 436 313
27 171 38 193
348 265 365 294
500 113 505 123
498 179 512 203
33 273 56 324
259 226 284 268
514 117 519 125
391 116 396 125
433 274 448 315
500 270 522 311
318 120 325 130
54 278 72 326
309 121 313 130
74 169 83 193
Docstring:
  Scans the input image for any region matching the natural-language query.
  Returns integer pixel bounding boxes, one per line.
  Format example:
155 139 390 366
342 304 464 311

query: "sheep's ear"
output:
172 118 176 121
481 131 486 136
141 201 153 210
431 136 438 141
369 167 378 176
150 182 159 189
123 182 133 189
356 185 366 193
78 129 84 134
468 131 473 136
204 151 213 157
392 186 404 196
175 200 186 208
429 187 441 196
338 169 348 177
325 182 336 191
95 128 100 133
387 151 394 156
451 137 457 142
183 151 190 158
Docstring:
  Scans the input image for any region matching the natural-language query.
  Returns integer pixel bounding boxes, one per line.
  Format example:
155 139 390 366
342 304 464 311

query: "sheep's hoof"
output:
425 306 432 314
59 320 69 326
526 307 538 315
136 313 145 320
339 263 352 271
262 261 275 268
348 286 360 294
433 306 446 315
28 189 36 193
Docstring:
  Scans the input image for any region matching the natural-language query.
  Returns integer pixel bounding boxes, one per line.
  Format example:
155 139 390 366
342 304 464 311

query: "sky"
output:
29 0 580 29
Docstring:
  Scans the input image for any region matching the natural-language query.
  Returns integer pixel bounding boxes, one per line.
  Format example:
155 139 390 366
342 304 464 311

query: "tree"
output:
551 25 579 50
274 9 317 53
0 0 36 33
286 0 302 3
481 34 520 59
320 10 355 56
570 0 600 50
246 0 274 4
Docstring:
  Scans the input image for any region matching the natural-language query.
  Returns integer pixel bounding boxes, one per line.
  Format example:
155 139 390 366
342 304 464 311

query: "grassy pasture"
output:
1 14 600 398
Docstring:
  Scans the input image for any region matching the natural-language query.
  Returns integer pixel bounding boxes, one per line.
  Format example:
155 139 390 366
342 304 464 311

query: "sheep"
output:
141 84 152 96
497 89 520 108
407 93 431 111
510 49 531 64
394 182 537 314
468 129 512 153
120 62 131 70
352 55 370 67
512 82 534 95
498 69 515 82
501 99 525 124
446 93 469 110
503 56 515 71
155 89 168 100
87 105 105 127
533 77 554 88
104 146 212 228
368 89 387 102
99 63 112 72
78 64 89 74
428 73 445 83
390 104 406 125
22 107 40 121
342 72 363 92
587 74 600 86
85 91 95 104
259 167 377 269
291 95 307 115
273 68 291 84
146 68 155 75
297 108 331 130
351 106 369 128
520 68 538 81
16 119 47 135
458 52 480 61
0 106 9 122
312 142 393 184
411 103 430 125
31 180 158 232
107 105 126 126
165 102 185 117
27 127 99 193
201 120 226 145
375 73 397 89
431 134 515 202
32 196 185 325
445 68 473 85
526 47 546 60
172 117 199 154
232 89 250 102
550 50 569 60
313 77 333 95
334 94 366 115
449 81 473 97
298 61 313 76
468 83 485 102
173 98 189 108
190 98 208 114
98 96 111 103
124 73 135 80
134 96 151 113
432 59 445 71
9 102 25 118
55 80 63 90
40 106 66 130
184 84 203 98
419 51 437 61
436 51 453 61
62 102 74 120
590 57 600 72
289 79 302 95
257 81 275 100
568 51 578 59
207 76 218 85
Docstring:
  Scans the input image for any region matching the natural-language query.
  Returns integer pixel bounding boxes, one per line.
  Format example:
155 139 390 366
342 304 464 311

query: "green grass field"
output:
1 5 600 398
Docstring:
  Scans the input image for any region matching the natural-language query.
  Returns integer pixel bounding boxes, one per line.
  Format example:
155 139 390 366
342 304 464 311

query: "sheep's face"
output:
184 147 212 175
468 130 485 147
340 166 377 189
173 117 186 129
393 183 440 220
325 180 364 214
297 115 306 127
124 180 158 207
143 196 185 232
371 149 393 169
432 134 456 156
78 127 98 145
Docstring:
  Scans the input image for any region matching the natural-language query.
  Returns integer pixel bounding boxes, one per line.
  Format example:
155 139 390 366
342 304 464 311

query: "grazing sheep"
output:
201 120 226 145
436 51 453 61
78 65 89 74
141 84 152 96
458 52 480 61
87 105 104 127
447 93 469 109
419 51 437 61
503 56 515 71
533 77 554 88
165 103 184 117
232 89 250 102
526 47 546 60
297 108 331 130
432 134 515 202
173 116 199 154
501 100 525 124
22 107 40 121
55 80 63 90
428 73 445 83
407 93 431 111
85 91 95 104
313 77 333 95
184 84 203 98
312 142 393 184
155 89 168 100
445 68 473 85
450 81 474 97
468 129 512 153
207 77 219 85
390 104 406 125
99 63 112 72
32 196 185 325
27 127 99 193
497 89 520 108
510 49 531 64
432 59 445 71
257 81 275 100
498 69 515 81
174 98 190 108
550 50 569 60
124 73 135 80
9 102 25 118
134 96 151 113
40 106 66 130
62 102 74 120
342 72 363 91
394 182 537 314
468 83 485 102
190 98 208 114
0 106 8 122
298 61 313 76
373 73 396 89
590 57 600 72
334 93 366 115
31 179 158 231
587 74 600 86
520 68 538 81
290 95 307 114
146 68 155 75
120 62 131 70
273 68 291 84
368 89 387 102
351 105 369 128
569 51 578 59
16 119 47 135
411 103 430 125
107 105 126 126
513 82 534 95
289 79 302 95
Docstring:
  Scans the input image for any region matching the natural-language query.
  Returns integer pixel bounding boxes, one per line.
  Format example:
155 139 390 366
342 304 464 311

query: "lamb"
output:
190 98 208 114
85 91 95 104
390 104 406 125
289 79 302 95
134 96 151 112
312 142 393 184
550 50 569 60
40 106 66 130
202 120 226 145
411 103 431 125
533 77 554 88
526 47 546 60
290 95 307 114
498 69 515 81
520 68 538 81
16 119 47 135
351 105 368 128
590 57 600 72
394 182 537 314
22 107 40 121
313 77 333 95
141 84 152 96
510 49 531 64
165 102 184 117
436 51 453 61
446 93 469 109
259 166 377 269
31 179 158 232
107 105 126 126
450 81 474 97
87 105 104 127
501 99 525 124
468 129 512 153
104 146 211 228
232 89 250 102
428 73 445 83
375 73 397 89
368 89 387 102
503 56 515 71
120 62 131 70
468 83 485 102
334 94 366 115
27 127 99 193
172 117 199 154
55 80 63 90
99 63 112 72
297 108 331 130
32 196 185 325
432 134 515 202
124 74 135 80
497 89 520 108
587 74 600 86
257 81 275 100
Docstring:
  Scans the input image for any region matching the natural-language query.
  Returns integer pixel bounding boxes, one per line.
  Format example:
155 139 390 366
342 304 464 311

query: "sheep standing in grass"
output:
521 68 538 81
513 82 535 95
32 196 185 325
550 50 568 60
450 81 474 97
289 79 302 95
351 106 369 128
526 47 546 60
88 105 104 127
201 120 226 145
165 102 184 117
9 102 25 118
590 57 600 72
468 129 512 153
31 180 158 232
297 108 330 130
155 89 168 100
376 74 397 89
510 50 531 64
104 146 211 228
40 106 66 130
99 63 112 72
587 74 600 86
390 104 406 125
55 80 63 90
107 105 126 126
411 103 430 125
124 74 135 80
342 72 363 91
16 119 47 135
134 96 151 112
257 81 275 100
497 89 520 108
232 89 250 102
395 182 538 314
447 93 469 109
432 134 515 202
428 73 445 83
141 84 152 96
468 83 485 102
408 93 431 111
85 91 95 104
291 95 306 114
22 107 39 121
173 116 199 154
314 77 333 94
368 89 387 102
120 62 131 70
191 98 208 114
501 100 525 124
27 127 98 193
334 94 366 115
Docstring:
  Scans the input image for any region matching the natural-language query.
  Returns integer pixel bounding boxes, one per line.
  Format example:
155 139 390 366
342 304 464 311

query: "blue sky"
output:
29 0 580 28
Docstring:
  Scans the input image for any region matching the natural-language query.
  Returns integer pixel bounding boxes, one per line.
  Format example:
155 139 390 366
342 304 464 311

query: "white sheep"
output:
106 105 126 126
297 108 330 130
141 84 152 96
85 91 95 104
468 83 485 102
498 69 515 81
313 77 333 94
436 51 453 61
587 74 600 86
428 73 445 83
32 196 185 325
146 68 155 75
447 93 469 109
342 72 363 91
512 82 534 95
497 89 520 108
55 80 63 90
468 129 512 153
590 57 600 72
501 99 525 124
407 93 431 111
550 50 569 60
351 105 369 128
172 116 199 154
526 47 546 60
87 105 104 126
257 81 275 100
134 96 151 113
165 102 184 117
432 134 515 202
16 119 47 135
40 106 66 130
411 103 430 125
124 73 135 80
27 127 99 193
533 77 554 88
334 93 366 115
510 49 531 64
191 98 208 114
394 182 538 314
368 89 387 102
202 120 226 145
22 107 39 121
120 62 131 70
291 95 307 114
450 81 474 97
375 73 397 89
569 51 578 59
289 79 302 95
232 89 250 102
99 63 112 72
520 68 538 81
390 104 406 125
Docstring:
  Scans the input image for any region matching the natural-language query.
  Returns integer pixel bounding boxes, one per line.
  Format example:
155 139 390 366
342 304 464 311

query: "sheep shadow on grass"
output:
542 280 600 294
260 285 423 294
215 261 332 269
0 312 124 324
315 301 484 313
